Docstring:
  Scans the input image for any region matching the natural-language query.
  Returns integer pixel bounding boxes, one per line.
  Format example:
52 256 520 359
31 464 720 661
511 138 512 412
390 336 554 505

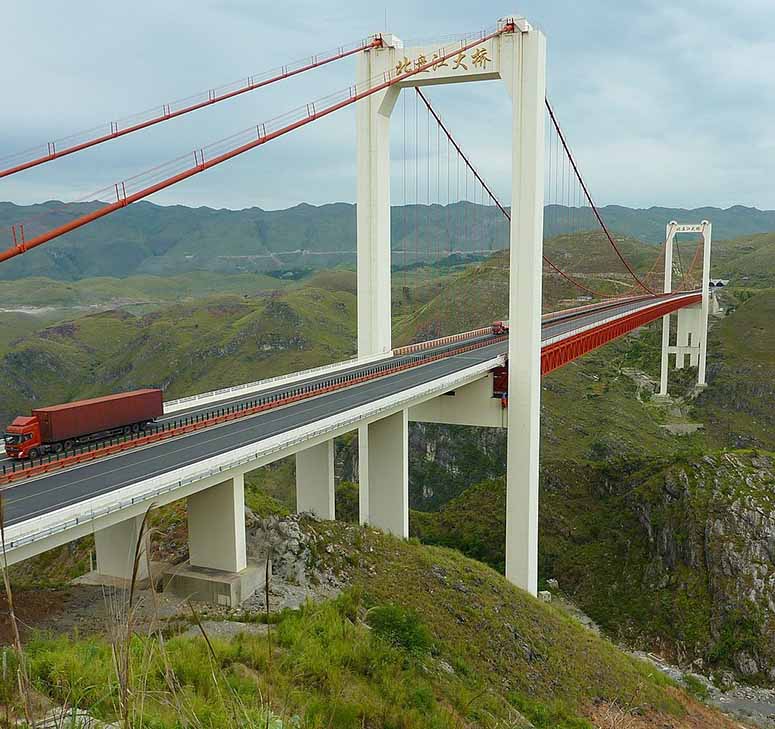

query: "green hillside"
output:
693 289 775 448
0 285 357 429
712 231 775 286
0 270 285 311
2 514 738 728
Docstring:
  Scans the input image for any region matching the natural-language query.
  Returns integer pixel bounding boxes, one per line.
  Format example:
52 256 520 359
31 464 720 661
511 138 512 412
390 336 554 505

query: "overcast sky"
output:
1 0 773 212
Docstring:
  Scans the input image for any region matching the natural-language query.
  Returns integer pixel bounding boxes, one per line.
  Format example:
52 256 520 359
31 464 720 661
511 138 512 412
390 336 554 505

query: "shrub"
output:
366 605 433 655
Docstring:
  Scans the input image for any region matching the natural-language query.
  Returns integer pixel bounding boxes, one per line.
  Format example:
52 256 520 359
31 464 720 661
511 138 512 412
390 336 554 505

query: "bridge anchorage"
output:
0 15 713 605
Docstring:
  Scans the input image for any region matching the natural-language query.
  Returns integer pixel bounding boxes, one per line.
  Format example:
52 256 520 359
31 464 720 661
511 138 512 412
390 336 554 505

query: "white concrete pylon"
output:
697 221 712 386
187 474 247 573
356 38 401 359
358 410 409 537
354 19 529 359
295 440 335 519
659 221 677 396
501 25 546 597
94 513 149 582
355 18 546 595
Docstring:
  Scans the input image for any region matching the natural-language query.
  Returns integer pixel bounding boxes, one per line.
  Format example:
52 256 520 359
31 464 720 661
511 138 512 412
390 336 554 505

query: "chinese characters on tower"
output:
394 45 492 77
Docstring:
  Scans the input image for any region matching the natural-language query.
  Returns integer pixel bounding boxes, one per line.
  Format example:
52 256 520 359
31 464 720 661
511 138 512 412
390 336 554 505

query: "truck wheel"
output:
131 423 140 433
64 440 75 451
28 448 40 460
123 426 132 435
53 442 63 454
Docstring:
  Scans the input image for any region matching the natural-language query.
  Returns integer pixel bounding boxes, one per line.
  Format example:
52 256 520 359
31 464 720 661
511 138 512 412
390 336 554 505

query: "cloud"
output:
0 1 771 211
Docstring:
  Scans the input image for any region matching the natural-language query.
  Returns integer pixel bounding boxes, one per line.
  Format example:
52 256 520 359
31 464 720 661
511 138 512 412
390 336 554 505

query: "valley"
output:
0 208 773 727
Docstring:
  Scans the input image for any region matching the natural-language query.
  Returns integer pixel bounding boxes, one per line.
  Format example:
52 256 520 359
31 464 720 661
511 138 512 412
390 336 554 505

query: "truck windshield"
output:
4 433 21 445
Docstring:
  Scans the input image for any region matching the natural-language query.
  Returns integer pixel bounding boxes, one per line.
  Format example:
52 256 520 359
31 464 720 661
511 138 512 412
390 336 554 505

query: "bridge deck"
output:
2 293 699 529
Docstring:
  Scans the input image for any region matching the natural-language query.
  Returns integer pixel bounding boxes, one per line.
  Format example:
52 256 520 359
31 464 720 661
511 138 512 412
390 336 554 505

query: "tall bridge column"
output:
697 221 712 386
296 440 335 519
358 410 409 538
501 23 546 596
356 35 401 359
659 222 677 396
165 473 265 607
355 39 402 521
164 473 264 607
94 514 150 583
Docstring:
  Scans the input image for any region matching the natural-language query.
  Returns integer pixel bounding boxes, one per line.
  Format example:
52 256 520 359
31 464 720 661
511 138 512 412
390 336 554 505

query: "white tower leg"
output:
187 475 246 573
356 44 401 359
501 26 546 596
697 221 712 387
358 410 409 537
659 222 677 396
296 440 335 520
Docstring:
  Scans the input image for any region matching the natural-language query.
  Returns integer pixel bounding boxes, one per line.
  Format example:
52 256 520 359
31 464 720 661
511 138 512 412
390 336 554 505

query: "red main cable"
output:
0 29 504 264
544 98 656 295
415 87 620 299
0 40 375 180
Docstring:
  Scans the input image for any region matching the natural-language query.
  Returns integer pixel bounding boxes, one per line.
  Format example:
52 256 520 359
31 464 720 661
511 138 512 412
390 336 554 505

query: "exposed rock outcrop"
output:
634 452 775 681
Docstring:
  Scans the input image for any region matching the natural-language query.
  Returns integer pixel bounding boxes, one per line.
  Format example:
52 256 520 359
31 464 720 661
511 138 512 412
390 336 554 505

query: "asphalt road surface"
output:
3 293 696 528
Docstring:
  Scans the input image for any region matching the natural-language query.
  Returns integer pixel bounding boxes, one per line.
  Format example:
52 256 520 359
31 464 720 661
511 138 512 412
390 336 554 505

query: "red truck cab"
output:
4 416 41 459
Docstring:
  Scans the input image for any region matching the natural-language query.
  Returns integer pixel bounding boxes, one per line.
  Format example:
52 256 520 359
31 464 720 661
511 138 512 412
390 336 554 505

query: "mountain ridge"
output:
3 199 775 281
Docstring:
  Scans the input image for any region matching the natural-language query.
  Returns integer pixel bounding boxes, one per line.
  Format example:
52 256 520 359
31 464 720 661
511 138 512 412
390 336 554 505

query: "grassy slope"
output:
7 518 740 729
712 232 775 286
693 289 775 449
0 271 286 308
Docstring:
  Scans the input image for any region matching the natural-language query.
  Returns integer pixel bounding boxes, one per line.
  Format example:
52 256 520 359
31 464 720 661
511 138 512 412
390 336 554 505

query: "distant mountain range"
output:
1 199 774 281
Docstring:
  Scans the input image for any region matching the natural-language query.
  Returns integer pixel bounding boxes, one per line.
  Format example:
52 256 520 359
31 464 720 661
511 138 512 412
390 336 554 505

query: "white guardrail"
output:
163 351 390 414
5 354 504 556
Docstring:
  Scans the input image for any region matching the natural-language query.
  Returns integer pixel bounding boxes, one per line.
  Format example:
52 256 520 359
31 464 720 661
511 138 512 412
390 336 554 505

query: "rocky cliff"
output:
630 452 775 681
415 451 775 684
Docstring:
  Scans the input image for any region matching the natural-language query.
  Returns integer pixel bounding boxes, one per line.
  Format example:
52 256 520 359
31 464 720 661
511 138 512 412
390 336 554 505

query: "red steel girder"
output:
540 294 701 375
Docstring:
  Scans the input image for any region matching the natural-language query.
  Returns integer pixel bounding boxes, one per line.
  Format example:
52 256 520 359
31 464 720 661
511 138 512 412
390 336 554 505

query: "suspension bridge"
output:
0 16 712 605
